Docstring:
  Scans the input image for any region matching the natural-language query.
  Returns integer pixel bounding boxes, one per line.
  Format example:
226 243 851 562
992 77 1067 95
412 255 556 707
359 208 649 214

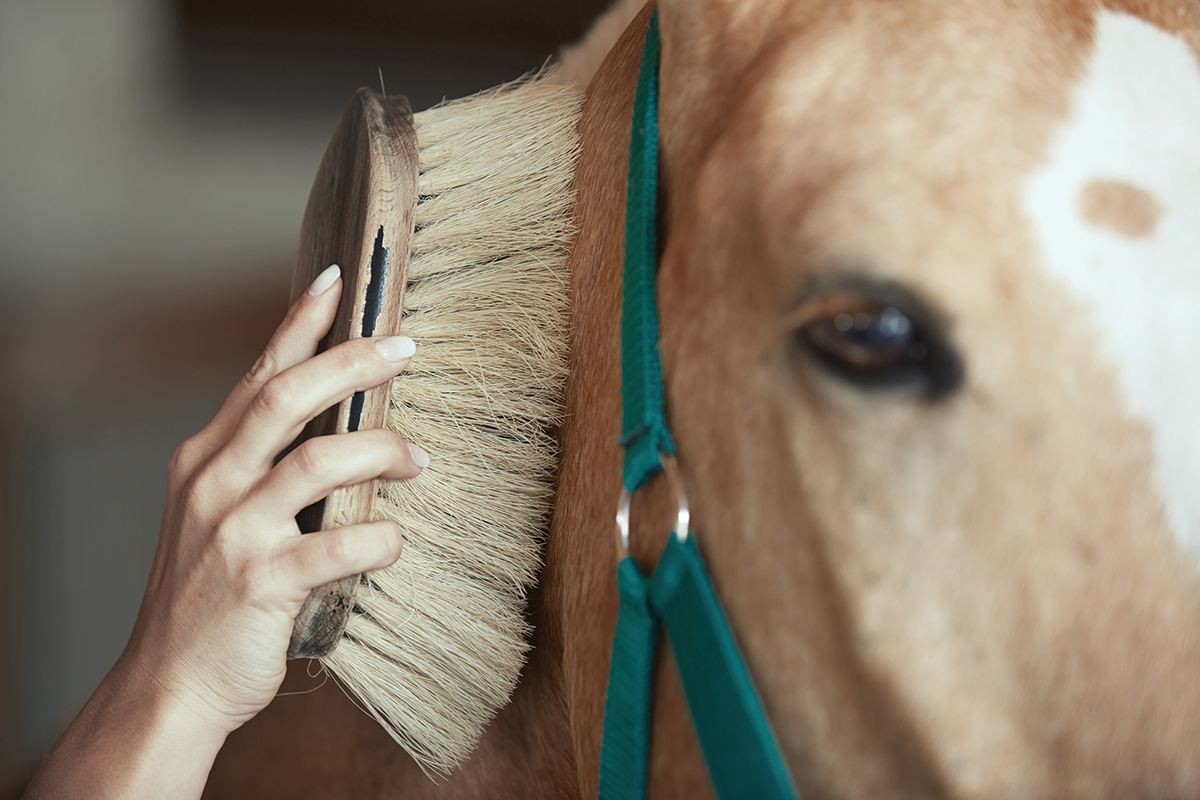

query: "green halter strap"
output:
597 11 800 800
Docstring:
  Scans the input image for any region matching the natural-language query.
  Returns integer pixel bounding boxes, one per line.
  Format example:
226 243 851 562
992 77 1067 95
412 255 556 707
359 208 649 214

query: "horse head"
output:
555 0 1200 796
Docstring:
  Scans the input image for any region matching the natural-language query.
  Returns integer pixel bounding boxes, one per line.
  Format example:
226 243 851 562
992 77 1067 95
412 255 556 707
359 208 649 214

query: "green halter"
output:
597 11 800 800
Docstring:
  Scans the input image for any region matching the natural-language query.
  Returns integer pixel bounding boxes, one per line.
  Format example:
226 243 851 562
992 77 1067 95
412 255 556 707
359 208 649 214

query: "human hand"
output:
117 263 426 736
24 264 427 799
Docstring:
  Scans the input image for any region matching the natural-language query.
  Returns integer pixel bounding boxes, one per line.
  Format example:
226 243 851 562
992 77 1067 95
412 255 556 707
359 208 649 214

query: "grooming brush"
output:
288 78 583 775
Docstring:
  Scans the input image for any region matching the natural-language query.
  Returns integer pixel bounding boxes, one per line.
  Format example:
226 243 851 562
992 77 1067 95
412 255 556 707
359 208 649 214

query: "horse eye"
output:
793 283 963 398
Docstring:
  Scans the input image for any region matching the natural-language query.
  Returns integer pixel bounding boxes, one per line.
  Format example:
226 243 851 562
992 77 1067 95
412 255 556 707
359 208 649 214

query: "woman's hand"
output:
125 262 425 733
25 264 427 799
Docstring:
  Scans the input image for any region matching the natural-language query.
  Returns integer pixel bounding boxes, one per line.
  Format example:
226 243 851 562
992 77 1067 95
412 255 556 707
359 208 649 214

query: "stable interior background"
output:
0 0 608 788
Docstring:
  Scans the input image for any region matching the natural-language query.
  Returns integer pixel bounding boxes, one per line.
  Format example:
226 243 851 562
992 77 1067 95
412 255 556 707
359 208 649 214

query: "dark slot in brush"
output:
348 226 390 432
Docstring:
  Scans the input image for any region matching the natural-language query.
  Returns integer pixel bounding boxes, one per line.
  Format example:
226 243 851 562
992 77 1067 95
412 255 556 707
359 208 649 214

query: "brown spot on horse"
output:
1079 178 1162 238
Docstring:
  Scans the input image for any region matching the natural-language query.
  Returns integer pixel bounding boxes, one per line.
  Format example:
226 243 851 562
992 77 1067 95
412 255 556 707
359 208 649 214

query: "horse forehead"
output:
1022 9 1200 561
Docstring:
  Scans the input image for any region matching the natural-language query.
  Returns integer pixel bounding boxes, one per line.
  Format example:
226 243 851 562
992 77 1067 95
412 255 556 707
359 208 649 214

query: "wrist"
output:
25 654 228 800
107 638 238 743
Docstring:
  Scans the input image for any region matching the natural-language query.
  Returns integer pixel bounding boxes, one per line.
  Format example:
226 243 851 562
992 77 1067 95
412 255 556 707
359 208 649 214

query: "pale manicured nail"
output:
307 264 341 296
407 442 430 469
375 335 416 361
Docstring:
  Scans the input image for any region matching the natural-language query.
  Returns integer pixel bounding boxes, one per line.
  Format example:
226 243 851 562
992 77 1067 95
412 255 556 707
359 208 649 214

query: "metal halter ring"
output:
616 454 691 553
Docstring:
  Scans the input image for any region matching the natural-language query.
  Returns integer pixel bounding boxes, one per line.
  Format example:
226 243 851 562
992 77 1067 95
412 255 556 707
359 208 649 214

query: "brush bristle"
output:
320 77 584 776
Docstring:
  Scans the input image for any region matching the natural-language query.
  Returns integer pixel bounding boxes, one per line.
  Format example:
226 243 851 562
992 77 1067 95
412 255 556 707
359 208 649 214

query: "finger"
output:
200 265 344 450
217 334 417 473
246 429 428 523
278 520 404 597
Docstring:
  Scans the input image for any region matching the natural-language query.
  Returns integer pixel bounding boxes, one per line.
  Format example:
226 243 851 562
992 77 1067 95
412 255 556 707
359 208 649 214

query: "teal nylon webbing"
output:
598 8 799 800
598 533 801 800
649 535 799 799
598 558 656 800
619 9 675 493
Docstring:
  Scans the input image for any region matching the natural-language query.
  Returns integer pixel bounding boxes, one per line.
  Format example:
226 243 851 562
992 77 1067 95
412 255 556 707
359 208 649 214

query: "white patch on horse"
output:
1023 11 1200 560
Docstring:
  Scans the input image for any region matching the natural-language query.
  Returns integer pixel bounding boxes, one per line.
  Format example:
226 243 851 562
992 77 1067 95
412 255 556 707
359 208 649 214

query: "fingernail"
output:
375 335 416 361
407 442 430 469
307 264 341 296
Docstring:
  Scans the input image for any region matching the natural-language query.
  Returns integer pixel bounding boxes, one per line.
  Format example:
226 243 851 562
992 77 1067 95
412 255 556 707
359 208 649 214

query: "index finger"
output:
198 265 344 451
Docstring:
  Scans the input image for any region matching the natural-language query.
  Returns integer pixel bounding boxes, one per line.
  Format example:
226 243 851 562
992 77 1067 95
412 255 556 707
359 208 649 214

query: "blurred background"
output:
0 0 608 788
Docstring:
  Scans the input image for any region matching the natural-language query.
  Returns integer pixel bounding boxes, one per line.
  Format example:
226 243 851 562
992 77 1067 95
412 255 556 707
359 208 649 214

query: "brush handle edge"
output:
287 87 419 660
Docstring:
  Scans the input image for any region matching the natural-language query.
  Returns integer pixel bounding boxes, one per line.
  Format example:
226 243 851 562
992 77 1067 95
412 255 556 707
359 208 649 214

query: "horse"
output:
205 0 1200 796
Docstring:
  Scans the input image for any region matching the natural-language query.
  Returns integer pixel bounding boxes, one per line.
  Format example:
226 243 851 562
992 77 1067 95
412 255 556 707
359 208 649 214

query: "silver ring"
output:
616 486 633 552
658 454 691 543
614 453 691 553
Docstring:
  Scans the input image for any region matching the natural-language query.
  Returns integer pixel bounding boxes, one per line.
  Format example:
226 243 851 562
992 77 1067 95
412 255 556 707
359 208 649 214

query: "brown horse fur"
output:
206 0 1200 797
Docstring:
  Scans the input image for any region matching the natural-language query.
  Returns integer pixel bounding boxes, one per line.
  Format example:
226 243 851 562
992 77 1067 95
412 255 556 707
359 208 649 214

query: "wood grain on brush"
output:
287 88 419 659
